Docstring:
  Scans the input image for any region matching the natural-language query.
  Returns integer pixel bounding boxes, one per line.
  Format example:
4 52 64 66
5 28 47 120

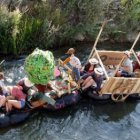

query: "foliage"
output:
121 0 140 31
0 6 21 55
0 0 139 56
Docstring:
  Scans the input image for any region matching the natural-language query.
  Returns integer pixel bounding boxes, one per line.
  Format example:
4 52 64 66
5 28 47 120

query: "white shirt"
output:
69 54 81 69
122 58 133 73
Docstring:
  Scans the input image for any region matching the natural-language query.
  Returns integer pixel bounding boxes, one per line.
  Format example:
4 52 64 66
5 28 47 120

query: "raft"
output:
82 87 140 102
81 87 111 102
41 90 81 111
0 107 30 128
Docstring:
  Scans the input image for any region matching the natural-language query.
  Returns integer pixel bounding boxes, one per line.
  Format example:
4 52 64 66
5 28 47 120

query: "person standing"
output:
61 48 82 82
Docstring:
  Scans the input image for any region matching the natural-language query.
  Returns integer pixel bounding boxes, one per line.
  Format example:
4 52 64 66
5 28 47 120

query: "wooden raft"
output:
100 77 140 94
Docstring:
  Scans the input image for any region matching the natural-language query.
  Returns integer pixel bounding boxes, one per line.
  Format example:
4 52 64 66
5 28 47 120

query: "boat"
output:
81 31 140 102
0 106 30 128
34 77 81 111
43 90 81 111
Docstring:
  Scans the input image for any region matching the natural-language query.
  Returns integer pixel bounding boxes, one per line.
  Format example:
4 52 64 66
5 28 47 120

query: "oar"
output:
113 32 140 77
0 60 5 66
58 59 79 91
58 59 72 73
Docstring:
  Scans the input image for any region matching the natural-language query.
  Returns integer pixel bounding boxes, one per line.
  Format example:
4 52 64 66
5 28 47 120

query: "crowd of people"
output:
0 48 140 113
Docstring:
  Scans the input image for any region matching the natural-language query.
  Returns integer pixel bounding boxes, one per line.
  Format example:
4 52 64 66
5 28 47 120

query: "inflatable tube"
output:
82 87 111 102
0 109 30 128
43 90 81 111
128 93 140 100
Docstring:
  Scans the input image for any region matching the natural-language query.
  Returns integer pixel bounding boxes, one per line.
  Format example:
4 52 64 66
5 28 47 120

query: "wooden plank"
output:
108 78 119 93
100 78 113 94
98 51 124 65
135 79 140 93
100 77 140 94
131 79 140 93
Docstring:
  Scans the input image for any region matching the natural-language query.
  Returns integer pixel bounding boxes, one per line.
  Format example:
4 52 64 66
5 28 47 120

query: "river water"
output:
0 42 140 140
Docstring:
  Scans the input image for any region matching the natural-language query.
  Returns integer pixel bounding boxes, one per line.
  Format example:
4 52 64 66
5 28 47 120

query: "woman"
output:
83 58 99 73
80 67 104 92
0 85 26 112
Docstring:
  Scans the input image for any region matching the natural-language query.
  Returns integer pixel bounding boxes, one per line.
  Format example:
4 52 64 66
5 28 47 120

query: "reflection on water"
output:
0 43 140 140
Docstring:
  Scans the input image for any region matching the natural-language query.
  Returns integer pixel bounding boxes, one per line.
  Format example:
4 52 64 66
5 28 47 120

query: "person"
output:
0 72 5 87
80 67 104 92
133 52 140 72
0 85 27 112
17 77 37 94
61 48 82 82
0 72 6 108
81 58 99 75
116 51 133 77
0 86 6 108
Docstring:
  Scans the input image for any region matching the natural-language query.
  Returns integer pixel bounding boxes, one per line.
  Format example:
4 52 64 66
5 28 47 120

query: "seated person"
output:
0 85 26 112
17 77 37 93
116 51 133 77
80 67 104 92
81 58 98 75
0 73 6 108
26 88 56 108
0 86 6 108
133 52 140 72
61 48 82 82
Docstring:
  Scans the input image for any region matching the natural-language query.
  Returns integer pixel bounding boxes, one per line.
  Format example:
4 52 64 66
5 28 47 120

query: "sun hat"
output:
94 67 104 75
89 58 99 65
124 51 131 58
24 78 34 87
66 48 75 54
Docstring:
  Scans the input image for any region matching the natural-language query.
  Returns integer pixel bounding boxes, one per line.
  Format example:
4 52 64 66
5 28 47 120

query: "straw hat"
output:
24 78 34 87
94 67 104 75
124 51 131 58
66 48 75 54
89 58 98 65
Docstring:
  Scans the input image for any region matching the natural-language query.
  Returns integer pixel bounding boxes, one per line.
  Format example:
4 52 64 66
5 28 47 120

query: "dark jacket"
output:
81 72 103 92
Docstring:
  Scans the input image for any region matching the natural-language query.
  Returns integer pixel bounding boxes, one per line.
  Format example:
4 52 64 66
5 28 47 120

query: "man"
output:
61 48 81 82
116 51 133 77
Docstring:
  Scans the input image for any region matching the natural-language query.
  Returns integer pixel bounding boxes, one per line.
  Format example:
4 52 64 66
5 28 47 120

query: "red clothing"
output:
133 54 140 71
88 69 94 73
11 86 26 100
35 84 47 93
84 63 94 73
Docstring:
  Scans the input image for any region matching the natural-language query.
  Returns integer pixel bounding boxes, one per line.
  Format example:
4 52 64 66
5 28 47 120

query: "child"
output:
61 48 81 82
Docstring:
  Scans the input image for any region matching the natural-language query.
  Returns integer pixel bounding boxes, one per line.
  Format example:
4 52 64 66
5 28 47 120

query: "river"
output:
0 42 140 140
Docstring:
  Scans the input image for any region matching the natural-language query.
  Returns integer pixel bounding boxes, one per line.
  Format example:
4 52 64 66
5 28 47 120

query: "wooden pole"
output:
112 32 140 77
87 20 108 61
58 59 72 73
0 60 5 66
94 48 109 80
